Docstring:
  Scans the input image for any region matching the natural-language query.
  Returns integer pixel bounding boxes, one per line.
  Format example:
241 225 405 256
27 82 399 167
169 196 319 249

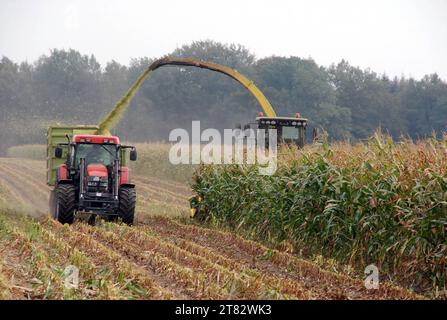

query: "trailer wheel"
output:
118 187 136 225
55 184 76 225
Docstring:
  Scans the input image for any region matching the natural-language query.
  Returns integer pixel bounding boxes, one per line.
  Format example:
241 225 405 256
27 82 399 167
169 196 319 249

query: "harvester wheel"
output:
55 184 76 225
118 187 136 225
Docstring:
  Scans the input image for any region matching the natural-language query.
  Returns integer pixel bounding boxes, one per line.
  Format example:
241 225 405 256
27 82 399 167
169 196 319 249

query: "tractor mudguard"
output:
56 164 72 183
120 166 131 185
120 183 135 189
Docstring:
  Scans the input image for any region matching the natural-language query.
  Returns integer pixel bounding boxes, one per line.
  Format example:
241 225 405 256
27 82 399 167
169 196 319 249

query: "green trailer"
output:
47 125 99 186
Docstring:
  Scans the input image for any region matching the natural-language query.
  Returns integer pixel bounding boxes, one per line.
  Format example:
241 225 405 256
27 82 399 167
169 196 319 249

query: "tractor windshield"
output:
75 144 117 167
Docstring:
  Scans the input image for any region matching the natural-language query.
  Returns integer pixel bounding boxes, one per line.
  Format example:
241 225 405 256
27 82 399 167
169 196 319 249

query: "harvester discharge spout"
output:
96 57 278 135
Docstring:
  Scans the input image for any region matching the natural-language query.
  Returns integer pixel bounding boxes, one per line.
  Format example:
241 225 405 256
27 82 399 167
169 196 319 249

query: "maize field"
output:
191 133 447 297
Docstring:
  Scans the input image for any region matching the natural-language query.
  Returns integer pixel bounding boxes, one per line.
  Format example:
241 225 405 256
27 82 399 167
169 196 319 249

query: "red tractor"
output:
49 134 137 225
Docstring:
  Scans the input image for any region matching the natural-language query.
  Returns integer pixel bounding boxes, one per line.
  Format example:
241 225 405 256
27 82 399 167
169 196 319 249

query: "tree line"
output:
1 40 446 153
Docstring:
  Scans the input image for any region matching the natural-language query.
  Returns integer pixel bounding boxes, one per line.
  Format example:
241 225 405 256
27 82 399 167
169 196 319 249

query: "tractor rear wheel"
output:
55 184 76 225
118 187 136 225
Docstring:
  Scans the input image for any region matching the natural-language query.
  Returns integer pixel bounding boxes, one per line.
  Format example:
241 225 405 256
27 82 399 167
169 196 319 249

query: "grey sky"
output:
1 0 446 79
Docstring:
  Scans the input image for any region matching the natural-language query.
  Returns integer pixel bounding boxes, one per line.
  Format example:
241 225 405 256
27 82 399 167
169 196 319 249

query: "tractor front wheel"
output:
54 184 76 225
118 187 136 225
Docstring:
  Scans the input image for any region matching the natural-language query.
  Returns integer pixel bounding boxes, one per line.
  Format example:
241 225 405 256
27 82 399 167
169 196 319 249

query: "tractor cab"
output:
56 135 137 186
70 135 122 169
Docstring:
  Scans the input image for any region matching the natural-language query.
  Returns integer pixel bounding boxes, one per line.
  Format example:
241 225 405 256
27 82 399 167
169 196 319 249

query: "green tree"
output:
33 49 103 121
256 56 351 139
328 60 405 139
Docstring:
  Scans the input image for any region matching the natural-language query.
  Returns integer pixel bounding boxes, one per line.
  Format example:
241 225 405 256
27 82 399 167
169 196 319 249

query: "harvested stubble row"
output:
0 215 72 299
140 216 419 299
41 218 174 299
92 221 312 299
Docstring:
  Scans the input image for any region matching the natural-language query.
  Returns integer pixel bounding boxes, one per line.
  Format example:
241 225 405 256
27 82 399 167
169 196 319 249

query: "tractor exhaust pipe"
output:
79 158 86 201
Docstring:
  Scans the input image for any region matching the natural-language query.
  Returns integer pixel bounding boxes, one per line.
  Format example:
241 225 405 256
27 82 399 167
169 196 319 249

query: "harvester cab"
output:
239 113 308 148
255 113 308 148
48 130 137 225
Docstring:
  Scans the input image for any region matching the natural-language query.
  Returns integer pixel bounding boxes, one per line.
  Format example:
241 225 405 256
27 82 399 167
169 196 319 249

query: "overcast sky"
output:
1 0 446 79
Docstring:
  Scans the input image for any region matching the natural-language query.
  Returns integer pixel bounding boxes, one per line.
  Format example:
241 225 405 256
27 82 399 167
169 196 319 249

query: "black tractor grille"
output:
86 176 109 193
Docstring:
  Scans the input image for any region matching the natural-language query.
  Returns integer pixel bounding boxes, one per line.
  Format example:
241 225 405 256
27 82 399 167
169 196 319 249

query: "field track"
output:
0 158 421 299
